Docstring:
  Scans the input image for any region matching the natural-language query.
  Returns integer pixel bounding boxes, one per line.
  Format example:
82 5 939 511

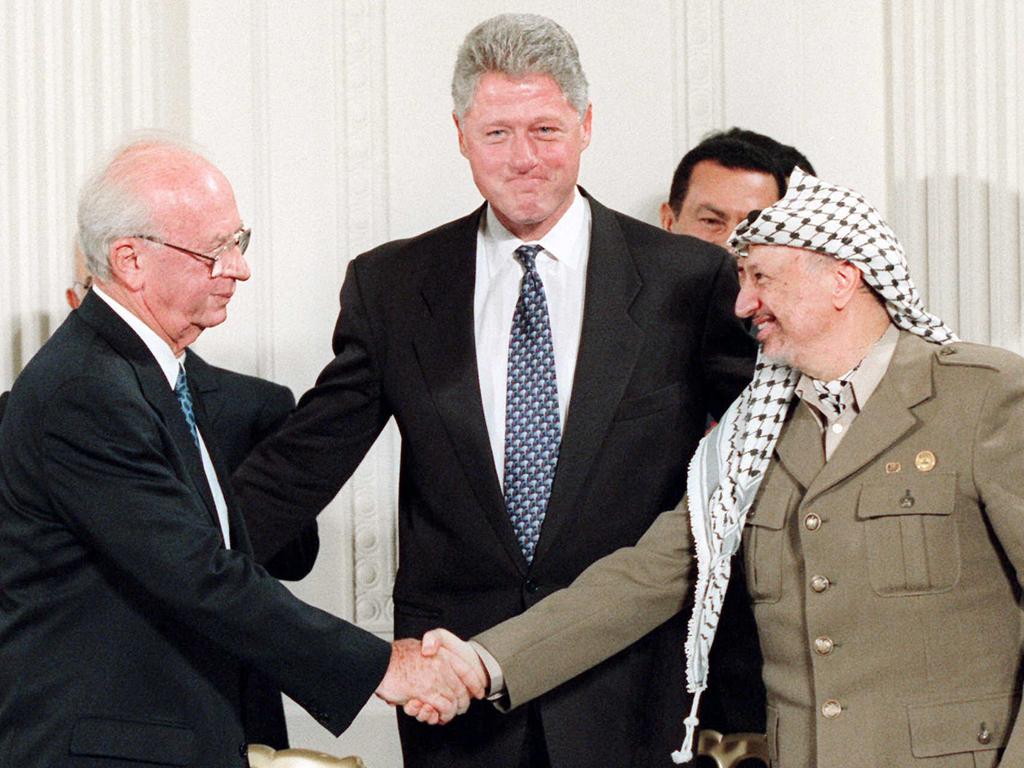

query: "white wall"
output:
2 1 1021 763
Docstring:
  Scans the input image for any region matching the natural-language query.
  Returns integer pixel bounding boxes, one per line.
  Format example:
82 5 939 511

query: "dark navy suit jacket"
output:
0 293 388 767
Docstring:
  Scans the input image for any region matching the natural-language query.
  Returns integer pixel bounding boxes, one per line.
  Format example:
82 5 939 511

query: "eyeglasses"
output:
70 276 93 301
133 226 251 266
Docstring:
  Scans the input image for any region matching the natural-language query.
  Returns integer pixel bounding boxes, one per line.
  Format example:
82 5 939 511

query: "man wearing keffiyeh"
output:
420 169 1024 767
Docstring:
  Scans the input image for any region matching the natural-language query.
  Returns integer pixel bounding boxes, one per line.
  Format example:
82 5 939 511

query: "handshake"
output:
374 629 489 724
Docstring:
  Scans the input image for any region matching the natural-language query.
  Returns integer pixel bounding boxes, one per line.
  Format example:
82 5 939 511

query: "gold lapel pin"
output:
885 462 901 474
915 450 936 472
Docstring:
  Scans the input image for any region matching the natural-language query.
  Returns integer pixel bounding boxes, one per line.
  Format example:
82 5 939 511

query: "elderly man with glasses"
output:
64 240 320 752
0 137 484 768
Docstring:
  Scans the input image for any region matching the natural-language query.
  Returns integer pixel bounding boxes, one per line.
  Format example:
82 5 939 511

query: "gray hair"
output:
77 132 204 281
451 13 589 120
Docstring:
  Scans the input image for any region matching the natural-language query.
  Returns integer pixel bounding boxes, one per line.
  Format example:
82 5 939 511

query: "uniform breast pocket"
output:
857 473 959 596
742 483 795 604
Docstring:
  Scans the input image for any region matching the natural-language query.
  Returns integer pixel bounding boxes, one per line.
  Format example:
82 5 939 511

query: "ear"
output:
831 260 862 309
107 238 145 292
579 103 593 150
453 112 469 158
65 288 81 310
659 201 678 233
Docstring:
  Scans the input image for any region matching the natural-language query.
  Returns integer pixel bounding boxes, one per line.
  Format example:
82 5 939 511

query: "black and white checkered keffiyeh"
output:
672 169 958 763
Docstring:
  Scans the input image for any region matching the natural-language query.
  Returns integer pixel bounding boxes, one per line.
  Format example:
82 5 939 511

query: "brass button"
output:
821 699 842 719
899 490 915 508
978 723 991 745
885 461 901 474
915 450 936 472
810 575 831 593
804 513 822 531
814 636 834 655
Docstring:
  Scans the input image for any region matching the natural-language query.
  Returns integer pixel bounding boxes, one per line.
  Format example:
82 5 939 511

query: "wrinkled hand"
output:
375 637 486 724
403 628 489 724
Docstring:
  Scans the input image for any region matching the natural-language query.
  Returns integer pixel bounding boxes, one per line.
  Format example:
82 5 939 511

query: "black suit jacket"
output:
185 349 320 749
0 293 389 768
235 193 756 767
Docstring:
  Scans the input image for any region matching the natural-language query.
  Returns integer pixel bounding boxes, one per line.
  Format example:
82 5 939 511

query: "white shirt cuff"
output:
468 639 505 700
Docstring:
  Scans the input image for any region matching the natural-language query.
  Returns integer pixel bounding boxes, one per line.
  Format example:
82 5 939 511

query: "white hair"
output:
76 131 205 281
451 13 589 121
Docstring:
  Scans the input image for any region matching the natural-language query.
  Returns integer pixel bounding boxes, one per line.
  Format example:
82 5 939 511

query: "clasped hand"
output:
374 629 487 724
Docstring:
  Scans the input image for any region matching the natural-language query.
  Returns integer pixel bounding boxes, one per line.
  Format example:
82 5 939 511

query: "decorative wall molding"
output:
887 0 1022 351
337 0 398 636
671 0 725 159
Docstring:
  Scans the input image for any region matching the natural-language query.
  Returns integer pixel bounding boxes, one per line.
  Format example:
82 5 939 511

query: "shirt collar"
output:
481 188 589 273
92 284 184 389
796 322 900 424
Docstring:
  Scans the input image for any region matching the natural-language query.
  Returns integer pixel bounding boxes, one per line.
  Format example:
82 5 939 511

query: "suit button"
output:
814 636 834 655
525 579 539 594
821 699 842 719
804 513 821 531
810 575 831 593
978 723 992 745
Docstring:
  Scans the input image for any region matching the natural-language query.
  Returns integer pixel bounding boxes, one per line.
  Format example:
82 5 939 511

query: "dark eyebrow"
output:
695 204 728 219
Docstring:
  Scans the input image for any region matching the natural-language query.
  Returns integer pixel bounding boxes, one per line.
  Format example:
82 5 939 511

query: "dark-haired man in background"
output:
661 128 815 247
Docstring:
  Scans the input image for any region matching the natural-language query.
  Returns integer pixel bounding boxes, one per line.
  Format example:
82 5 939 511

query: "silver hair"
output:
76 132 205 281
451 13 589 120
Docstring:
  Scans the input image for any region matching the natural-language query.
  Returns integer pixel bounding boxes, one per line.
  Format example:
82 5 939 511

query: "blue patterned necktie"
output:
503 244 561 563
174 364 200 448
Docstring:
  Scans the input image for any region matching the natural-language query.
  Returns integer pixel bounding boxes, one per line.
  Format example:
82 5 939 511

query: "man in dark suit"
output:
235 14 754 768
0 138 481 767
56 256 320 750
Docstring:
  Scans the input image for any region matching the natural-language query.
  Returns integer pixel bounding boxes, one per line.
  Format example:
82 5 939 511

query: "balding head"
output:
77 135 249 354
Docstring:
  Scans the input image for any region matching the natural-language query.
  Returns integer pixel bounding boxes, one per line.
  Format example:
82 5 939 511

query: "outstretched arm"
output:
407 499 694 724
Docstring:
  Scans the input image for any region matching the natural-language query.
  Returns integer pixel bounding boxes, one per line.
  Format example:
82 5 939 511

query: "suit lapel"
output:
411 208 527 571
76 293 222 532
803 332 935 505
532 195 644 564
183 350 224 422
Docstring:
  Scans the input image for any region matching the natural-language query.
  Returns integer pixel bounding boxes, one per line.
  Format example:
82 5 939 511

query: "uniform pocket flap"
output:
857 473 956 520
908 692 1018 757
746 483 792 530
69 716 194 765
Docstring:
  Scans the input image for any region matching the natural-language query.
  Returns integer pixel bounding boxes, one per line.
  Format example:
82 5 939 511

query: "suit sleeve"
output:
234 260 392 563
250 384 322 581
970 358 1024 763
42 374 391 736
473 499 694 708
699 253 756 420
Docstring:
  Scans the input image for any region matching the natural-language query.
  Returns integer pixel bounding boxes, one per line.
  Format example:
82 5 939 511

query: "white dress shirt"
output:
92 286 232 548
474 190 592 487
